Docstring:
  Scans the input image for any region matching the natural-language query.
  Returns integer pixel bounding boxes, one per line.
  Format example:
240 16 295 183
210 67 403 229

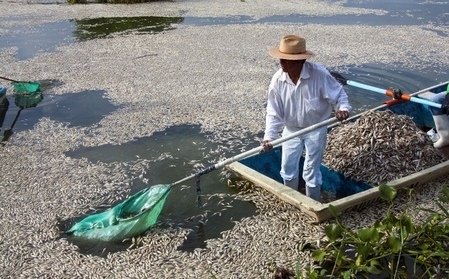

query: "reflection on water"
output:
0 20 74 61
73 16 184 41
0 16 183 60
1 89 119 137
65 124 257 255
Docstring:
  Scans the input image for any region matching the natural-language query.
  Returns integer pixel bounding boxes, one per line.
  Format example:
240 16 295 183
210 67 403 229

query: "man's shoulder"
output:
305 61 327 73
272 68 284 78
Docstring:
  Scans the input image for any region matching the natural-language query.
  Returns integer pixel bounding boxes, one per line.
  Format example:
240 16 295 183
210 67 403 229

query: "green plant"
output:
300 185 449 278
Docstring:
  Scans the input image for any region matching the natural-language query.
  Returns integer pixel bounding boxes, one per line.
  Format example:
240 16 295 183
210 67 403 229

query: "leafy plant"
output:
298 185 449 278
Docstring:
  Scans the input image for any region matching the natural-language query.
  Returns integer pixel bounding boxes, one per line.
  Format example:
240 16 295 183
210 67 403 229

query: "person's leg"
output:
280 127 303 190
429 93 449 148
302 127 327 201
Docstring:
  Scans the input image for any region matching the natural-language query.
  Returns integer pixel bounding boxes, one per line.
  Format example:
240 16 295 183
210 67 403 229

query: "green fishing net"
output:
12 82 40 94
14 91 43 109
67 184 172 242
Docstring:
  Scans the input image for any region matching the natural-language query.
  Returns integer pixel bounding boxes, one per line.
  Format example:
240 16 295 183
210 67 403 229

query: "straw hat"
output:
268 35 315 60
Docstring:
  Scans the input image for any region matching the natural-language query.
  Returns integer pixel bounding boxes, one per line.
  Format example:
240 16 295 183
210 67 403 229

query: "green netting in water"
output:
67 184 172 242
15 91 43 109
12 82 40 94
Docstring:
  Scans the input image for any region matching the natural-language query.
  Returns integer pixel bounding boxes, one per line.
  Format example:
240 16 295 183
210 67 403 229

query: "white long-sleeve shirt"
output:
264 61 351 141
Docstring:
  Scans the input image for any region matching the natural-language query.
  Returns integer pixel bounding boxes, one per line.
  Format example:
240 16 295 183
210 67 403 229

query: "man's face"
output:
279 59 303 73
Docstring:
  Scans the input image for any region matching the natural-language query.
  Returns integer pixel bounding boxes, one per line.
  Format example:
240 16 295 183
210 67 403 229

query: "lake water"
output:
1 0 448 254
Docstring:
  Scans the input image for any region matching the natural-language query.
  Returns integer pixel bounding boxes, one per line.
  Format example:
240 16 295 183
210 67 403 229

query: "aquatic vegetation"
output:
297 185 449 278
72 16 183 40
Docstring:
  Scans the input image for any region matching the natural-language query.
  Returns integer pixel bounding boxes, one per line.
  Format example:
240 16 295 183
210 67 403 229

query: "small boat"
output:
226 81 449 223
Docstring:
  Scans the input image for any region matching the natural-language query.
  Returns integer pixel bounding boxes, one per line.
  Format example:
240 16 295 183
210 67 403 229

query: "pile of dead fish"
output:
324 110 445 185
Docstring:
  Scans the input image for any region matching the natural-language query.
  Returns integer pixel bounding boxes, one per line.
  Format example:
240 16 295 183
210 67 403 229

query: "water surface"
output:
1 0 447 60
0 89 119 141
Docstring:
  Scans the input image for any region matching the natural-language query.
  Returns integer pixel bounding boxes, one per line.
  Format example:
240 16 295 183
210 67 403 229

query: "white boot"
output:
283 177 299 190
433 115 449 148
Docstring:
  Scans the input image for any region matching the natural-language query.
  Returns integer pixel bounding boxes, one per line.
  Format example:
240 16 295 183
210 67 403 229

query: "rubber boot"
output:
283 177 299 190
306 185 321 202
433 115 449 148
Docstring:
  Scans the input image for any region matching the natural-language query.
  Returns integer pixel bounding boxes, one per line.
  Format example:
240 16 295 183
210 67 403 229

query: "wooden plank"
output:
226 162 323 221
226 159 449 223
385 159 449 188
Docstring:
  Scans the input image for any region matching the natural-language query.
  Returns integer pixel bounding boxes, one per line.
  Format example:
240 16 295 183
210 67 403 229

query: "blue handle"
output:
409 96 441 108
347 80 442 108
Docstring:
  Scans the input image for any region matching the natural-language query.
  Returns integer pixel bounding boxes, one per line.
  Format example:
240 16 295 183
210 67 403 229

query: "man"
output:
261 34 351 201
429 85 449 148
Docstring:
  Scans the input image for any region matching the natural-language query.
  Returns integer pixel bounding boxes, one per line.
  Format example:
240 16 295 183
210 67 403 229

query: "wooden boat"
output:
226 81 449 223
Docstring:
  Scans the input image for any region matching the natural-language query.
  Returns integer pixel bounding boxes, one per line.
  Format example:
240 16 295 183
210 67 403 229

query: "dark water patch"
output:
67 124 213 163
65 124 257 254
176 197 254 252
0 16 183 60
32 90 119 127
72 16 184 41
0 21 75 60
0 90 119 139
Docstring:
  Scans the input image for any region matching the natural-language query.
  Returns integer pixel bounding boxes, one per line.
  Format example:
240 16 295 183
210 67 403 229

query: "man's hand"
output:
441 94 449 115
260 140 273 152
335 110 349 121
